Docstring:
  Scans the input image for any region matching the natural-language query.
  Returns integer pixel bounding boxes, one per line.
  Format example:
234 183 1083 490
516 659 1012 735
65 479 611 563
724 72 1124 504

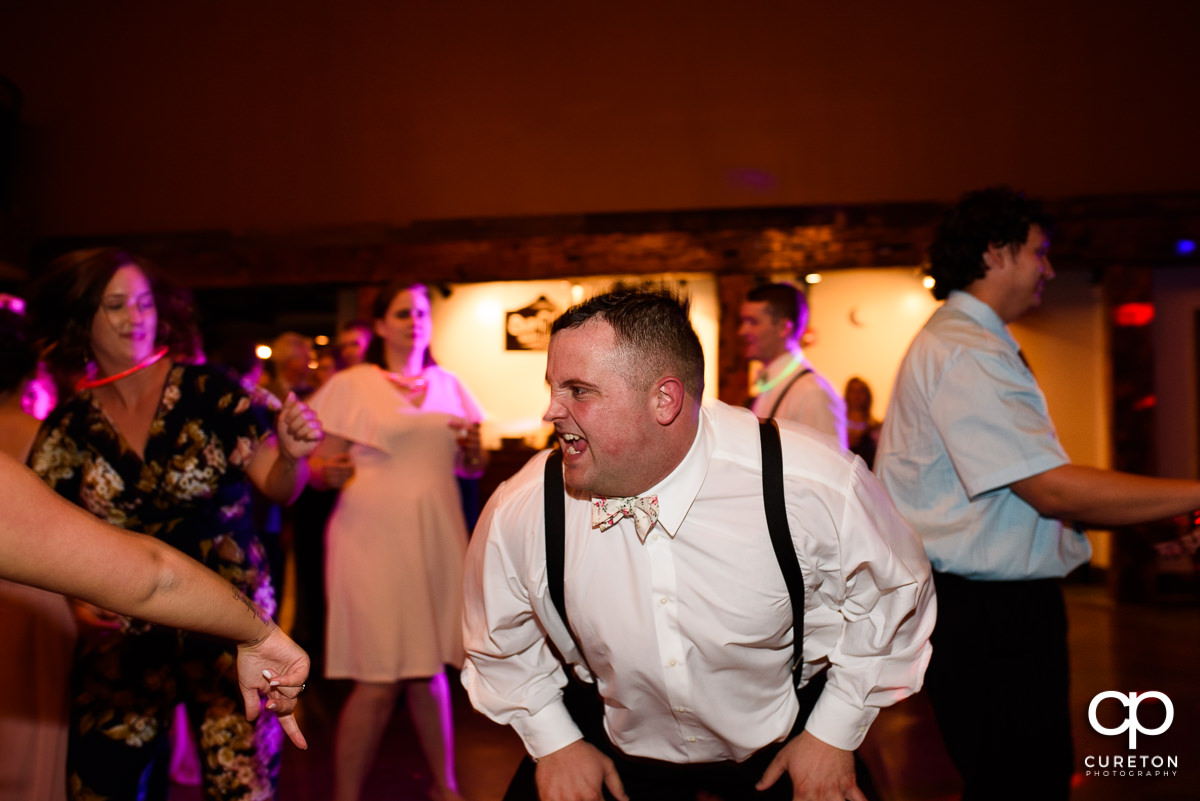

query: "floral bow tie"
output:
591 495 660 542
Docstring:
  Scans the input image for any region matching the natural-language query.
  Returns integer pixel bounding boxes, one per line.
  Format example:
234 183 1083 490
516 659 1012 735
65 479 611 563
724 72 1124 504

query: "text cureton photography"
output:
1084 691 1180 780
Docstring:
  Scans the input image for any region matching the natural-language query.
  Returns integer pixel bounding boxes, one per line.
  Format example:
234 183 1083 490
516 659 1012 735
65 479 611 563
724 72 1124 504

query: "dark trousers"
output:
502 672 878 801
601 737 798 801
925 572 1073 801
504 717 800 801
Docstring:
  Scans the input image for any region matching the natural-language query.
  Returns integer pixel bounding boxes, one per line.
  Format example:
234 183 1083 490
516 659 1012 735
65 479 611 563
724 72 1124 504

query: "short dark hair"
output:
927 186 1053 301
551 288 705 398
29 247 200 373
746 282 808 333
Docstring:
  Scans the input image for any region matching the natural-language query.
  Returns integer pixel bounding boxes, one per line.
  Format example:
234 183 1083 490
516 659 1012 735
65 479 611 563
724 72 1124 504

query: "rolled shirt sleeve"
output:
799 455 936 750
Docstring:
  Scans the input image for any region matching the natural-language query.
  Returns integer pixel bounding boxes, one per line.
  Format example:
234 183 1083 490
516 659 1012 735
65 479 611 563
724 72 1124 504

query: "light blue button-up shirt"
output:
875 290 1091 580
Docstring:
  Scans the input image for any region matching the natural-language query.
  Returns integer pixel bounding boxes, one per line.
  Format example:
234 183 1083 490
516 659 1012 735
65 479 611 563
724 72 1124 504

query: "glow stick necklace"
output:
753 355 803 394
76 346 169 392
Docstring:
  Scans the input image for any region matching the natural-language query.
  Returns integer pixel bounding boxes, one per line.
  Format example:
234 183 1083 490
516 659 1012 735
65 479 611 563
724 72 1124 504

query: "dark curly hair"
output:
552 288 705 398
926 186 1053 301
28 247 201 373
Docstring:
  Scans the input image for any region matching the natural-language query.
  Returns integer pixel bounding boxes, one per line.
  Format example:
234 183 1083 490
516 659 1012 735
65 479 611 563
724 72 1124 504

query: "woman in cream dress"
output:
307 281 484 801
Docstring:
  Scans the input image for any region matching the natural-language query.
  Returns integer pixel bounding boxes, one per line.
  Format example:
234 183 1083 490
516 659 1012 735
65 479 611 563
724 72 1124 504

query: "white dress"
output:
307 364 483 681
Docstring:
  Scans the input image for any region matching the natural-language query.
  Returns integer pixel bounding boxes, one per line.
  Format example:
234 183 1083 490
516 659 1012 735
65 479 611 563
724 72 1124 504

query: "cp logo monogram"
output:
1088 691 1174 749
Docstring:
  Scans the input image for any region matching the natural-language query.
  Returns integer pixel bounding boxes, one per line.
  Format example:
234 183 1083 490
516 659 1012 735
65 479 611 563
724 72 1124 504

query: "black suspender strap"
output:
538 450 607 759
758 418 806 671
766 367 811 419
543 451 569 634
544 424 804 671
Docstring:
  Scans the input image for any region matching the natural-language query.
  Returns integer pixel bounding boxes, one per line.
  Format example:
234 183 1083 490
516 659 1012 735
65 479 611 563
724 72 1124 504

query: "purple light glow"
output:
727 168 779 193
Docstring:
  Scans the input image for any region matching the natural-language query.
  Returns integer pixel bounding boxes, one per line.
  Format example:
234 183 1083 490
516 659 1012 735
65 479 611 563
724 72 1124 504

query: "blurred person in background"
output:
0 306 75 801
264 331 316 403
26 248 322 801
843 377 882 469
313 344 338 389
335 318 373 369
306 281 485 801
740 283 848 448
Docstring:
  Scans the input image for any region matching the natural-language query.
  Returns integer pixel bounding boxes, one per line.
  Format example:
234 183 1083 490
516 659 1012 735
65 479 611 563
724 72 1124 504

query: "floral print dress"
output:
28 364 283 801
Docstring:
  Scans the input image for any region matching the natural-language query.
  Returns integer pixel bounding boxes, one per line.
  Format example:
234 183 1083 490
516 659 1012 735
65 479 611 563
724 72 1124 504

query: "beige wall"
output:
805 268 940 417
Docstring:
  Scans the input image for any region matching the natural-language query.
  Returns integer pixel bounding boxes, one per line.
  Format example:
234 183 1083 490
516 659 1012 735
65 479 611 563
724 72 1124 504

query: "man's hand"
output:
756 730 866 801
535 740 628 801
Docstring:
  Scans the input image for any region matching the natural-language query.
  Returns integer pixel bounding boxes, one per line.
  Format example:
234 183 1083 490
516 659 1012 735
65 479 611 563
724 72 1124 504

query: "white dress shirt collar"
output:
637 406 714 539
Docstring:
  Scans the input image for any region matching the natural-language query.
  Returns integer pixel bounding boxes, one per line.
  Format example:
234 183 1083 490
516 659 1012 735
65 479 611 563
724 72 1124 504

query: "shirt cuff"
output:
802 688 880 751
512 699 586 760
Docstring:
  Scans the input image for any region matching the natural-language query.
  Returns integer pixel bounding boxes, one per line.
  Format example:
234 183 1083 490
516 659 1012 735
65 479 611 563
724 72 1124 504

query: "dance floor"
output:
168 582 1199 801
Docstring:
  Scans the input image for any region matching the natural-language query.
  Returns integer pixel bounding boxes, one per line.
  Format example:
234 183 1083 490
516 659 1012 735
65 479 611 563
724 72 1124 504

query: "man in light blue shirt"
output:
876 186 1200 801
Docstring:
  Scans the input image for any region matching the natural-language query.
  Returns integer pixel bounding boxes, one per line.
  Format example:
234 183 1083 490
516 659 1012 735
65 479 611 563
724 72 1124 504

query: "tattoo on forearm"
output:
233 586 274 646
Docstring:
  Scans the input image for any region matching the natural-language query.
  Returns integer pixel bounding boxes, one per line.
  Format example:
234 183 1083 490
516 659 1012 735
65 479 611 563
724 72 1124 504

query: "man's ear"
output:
778 317 796 342
982 243 1008 274
653 377 686 426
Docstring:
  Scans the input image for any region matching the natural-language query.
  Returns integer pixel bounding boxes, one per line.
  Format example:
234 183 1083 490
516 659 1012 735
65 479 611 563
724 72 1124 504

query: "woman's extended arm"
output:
2 452 311 747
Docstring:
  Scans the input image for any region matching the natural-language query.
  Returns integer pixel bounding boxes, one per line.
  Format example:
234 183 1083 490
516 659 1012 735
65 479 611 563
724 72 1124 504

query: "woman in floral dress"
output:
26 248 322 801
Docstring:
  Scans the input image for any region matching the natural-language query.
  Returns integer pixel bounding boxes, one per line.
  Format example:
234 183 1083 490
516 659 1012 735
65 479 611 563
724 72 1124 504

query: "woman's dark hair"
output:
362 280 437 370
926 186 1053 300
0 308 38 395
28 247 201 373
844 376 873 413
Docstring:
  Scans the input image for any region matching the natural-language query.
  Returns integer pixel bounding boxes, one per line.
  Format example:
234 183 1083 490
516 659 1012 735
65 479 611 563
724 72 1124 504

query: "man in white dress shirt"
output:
739 283 847 448
462 289 934 801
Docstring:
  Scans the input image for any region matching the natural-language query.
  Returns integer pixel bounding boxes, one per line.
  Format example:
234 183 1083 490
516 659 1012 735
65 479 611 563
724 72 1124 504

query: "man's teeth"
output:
562 434 581 455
